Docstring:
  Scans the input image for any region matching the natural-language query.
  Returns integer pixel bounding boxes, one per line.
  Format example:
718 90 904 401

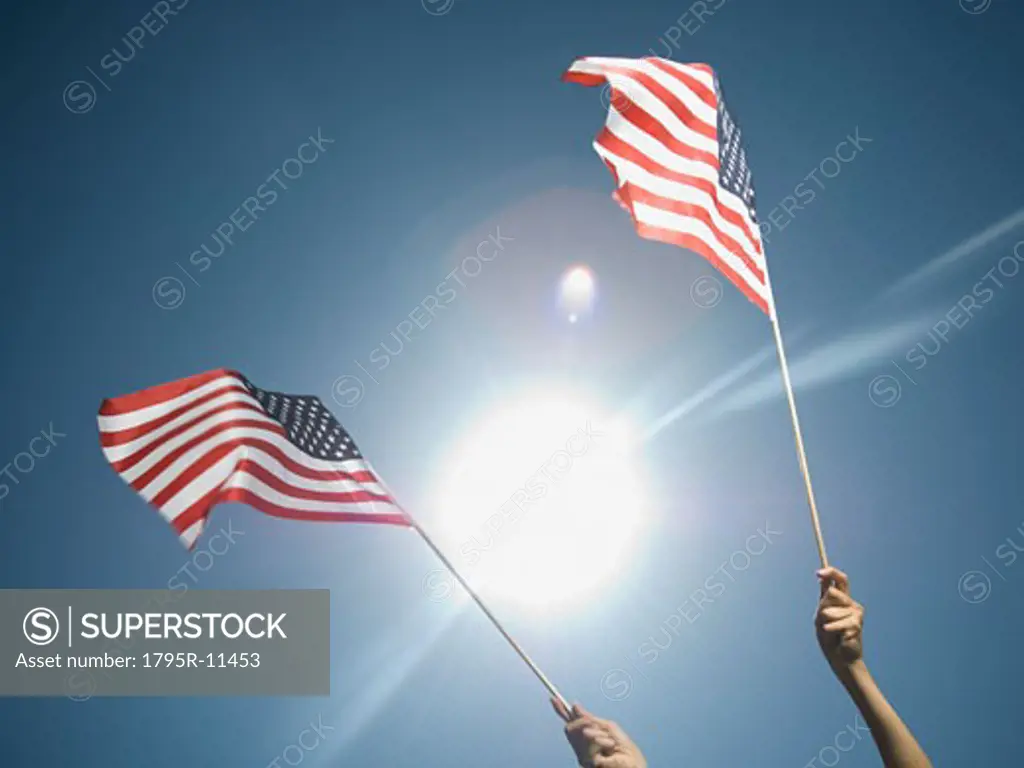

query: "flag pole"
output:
764 276 830 569
384 491 571 716
409 517 571 713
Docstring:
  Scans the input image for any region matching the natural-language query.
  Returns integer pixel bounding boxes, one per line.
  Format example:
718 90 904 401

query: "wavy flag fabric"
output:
98 369 408 549
563 56 774 317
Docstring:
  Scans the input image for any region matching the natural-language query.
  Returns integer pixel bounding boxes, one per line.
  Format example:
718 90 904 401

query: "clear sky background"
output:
2 0 1023 765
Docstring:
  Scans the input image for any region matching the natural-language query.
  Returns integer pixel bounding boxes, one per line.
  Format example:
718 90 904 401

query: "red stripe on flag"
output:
608 94 720 172
565 56 773 316
646 58 717 109
98 369 411 548
171 487 409 547
126 418 286 489
99 369 241 416
595 127 763 257
623 184 765 283
100 384 255 447
632 220 770 315
593 62 716 141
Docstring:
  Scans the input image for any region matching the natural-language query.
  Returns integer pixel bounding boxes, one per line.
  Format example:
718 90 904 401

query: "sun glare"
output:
559 264 597 321
433 391 645 609
562 265 595 298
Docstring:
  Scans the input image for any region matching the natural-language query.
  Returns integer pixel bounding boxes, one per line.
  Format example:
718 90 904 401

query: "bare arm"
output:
816 567 933 768
834 660 932 768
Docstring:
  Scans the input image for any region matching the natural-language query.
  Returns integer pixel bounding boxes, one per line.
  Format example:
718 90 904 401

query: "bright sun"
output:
433 391 645 609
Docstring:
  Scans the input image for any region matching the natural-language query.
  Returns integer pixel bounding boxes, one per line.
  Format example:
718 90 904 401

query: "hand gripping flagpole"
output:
763 269 830 569
373 478 572 717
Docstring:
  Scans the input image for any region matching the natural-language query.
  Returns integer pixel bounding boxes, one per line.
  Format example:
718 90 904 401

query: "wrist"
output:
834 659 883 719
832 658 871 690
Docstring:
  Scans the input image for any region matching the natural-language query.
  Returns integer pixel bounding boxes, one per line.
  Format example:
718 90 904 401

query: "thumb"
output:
551 697 572 722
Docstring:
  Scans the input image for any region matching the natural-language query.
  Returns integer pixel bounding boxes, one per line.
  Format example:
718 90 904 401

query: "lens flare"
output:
559 265 596 321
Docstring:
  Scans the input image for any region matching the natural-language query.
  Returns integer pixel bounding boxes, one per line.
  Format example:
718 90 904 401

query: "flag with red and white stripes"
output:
563 56 774 316
98 369 408 549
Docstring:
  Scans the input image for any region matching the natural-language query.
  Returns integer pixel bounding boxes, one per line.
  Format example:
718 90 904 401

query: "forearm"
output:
835 661 932 768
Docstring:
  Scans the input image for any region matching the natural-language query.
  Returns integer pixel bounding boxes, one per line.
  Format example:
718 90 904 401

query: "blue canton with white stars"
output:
715 80 758 223
242 379 363 461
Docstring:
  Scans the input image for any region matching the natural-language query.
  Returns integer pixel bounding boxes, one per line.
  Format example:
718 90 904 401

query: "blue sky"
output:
2 0 1023 765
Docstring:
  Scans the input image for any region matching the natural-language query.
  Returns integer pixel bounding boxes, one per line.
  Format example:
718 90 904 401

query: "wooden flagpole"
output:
406 515 572 715
372 477 571 716
763 273 830 569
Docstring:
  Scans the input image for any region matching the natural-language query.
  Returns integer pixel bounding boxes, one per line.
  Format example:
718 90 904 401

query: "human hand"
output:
815 566 865 673
552 699 647 768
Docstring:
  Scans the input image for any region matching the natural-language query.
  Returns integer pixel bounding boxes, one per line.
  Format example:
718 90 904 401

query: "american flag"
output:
98 369 408 549
563 56 774 317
